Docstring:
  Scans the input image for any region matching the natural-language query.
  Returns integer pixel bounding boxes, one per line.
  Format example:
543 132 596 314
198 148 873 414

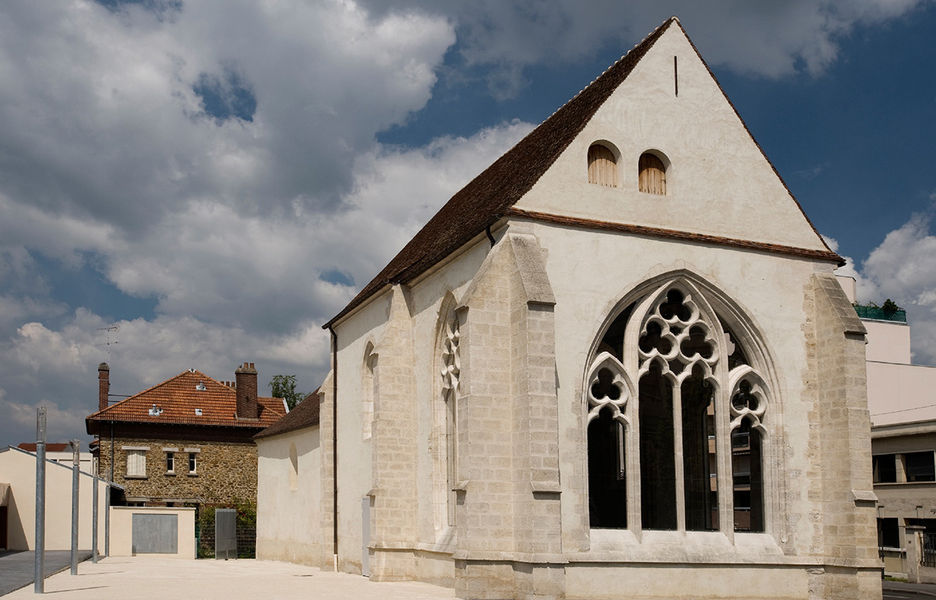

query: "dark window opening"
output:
682 365 718 531
906 452 935 482
165 452 174 473
588 407 627 528
640 361 676 530
873 454 897 483
597 303 634 363
732 418 763 532
722 325 750 370
878 517 900 548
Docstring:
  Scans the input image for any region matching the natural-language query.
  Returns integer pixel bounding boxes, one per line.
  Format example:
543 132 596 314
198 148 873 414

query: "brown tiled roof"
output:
86 369 285 431
324 17 676 327
324 16 841 328
254 390 321 440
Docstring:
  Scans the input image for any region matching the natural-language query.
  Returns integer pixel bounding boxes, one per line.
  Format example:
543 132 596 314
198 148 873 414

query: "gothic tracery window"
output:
586 279 770 535
436 305 461 530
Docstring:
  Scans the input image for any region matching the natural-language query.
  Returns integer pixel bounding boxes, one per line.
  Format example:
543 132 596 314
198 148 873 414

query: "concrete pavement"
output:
0 550 92 596
2 556 454 600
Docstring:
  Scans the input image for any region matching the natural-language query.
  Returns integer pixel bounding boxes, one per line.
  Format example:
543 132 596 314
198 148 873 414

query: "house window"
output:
638 152 666 195
165 452 175 474
588 143 618 187
905 452 935 482
586 278 769 535
126 450 147 478
188 452 198 474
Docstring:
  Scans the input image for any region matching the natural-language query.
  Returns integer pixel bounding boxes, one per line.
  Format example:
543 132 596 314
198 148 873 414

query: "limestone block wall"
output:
804 273 880 597
97 437 258 505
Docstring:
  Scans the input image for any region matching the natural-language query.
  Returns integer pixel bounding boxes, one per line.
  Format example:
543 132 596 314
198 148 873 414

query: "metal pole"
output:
104 475 110 557
92 462 99 563
105 423 113 557
34 407 47 594
70 439 80 575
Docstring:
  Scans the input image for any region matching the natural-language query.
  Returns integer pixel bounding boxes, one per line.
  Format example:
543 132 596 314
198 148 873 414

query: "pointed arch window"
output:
585 279 771 536
433 298 462 535
362 344 377 440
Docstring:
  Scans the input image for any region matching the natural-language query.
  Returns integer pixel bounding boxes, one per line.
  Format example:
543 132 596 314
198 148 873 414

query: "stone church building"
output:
256 17 880 599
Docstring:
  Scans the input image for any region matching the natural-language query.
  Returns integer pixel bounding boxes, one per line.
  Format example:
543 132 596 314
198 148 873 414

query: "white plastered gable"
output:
514 24 829 252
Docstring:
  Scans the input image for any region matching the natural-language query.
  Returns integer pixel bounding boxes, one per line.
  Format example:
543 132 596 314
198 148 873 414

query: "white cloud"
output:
361 0 929 96
0 112 531 446
842 214 936 365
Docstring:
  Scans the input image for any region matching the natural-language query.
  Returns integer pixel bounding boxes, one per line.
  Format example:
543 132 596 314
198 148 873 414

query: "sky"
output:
1 0 935 448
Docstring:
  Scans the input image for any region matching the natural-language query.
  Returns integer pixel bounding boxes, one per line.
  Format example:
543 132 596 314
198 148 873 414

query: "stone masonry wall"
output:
97 437 258 505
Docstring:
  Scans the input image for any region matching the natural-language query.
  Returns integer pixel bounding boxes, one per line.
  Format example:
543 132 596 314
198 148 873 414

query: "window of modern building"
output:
873 454 898 483
905 451 935 482
126 449 147 478
638 152 666 195
587 143 618 187
585 278 770 536
878 517 900 549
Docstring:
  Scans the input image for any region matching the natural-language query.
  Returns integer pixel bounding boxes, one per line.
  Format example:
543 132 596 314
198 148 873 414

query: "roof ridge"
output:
324 16 676 328
89 368 229 418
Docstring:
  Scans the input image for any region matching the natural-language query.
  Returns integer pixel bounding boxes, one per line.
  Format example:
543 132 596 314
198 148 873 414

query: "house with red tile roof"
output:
86 362 285 510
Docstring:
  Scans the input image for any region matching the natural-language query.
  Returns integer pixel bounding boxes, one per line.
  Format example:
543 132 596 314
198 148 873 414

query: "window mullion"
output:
717 374 734 542
672 382 686 532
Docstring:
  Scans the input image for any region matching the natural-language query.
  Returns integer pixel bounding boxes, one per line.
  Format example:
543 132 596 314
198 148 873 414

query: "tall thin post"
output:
70 439 80 575
104 470 110 557
34 407 47 594
92 463 99 563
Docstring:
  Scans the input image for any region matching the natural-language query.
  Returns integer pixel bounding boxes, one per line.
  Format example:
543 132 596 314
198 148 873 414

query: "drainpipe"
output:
329 326 339 571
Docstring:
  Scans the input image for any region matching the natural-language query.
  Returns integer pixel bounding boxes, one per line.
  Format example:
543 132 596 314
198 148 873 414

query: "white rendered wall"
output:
515 26 827 252
256 427 322 565
868 362 936 426
0 446 108 551
865 320 912 364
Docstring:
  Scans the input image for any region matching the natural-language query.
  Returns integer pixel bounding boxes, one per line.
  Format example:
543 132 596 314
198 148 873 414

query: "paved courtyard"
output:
2 556 454 600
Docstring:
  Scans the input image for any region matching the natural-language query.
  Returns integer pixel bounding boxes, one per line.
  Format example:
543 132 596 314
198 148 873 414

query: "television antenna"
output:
96 325 119 360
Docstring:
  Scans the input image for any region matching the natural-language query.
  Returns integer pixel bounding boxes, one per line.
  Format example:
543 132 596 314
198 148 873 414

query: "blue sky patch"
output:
193 68 258 123
321 269 355 287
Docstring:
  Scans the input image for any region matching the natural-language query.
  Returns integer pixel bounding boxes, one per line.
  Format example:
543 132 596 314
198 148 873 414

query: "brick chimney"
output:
98 362 110 412
235 362 258 419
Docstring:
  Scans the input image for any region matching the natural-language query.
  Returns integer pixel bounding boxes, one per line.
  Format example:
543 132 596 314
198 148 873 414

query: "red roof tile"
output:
86 369 285 430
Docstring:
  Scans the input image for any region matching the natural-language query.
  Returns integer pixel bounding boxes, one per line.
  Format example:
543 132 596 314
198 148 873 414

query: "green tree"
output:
269 374 305 410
